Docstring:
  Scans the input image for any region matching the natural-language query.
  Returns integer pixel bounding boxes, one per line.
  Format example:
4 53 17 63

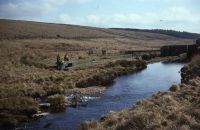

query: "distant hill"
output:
111 28 200 39
0 19 198 41
0 19 116 39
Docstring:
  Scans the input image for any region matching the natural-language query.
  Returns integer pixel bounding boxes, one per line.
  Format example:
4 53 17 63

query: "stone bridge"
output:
161 39 200 57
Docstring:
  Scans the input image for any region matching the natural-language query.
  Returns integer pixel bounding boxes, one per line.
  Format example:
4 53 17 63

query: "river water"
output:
23 62 184 130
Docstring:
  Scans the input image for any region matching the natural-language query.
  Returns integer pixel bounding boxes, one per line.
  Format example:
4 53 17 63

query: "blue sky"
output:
0 0 200 33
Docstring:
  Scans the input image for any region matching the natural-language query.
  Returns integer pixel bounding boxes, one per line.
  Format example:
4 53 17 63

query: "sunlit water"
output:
18 62 184 130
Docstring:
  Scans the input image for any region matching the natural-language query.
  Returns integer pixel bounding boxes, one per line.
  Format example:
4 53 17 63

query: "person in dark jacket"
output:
56 54 62 70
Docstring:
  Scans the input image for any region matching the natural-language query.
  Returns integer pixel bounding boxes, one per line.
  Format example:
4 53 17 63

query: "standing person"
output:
64 53 69 61
63 53 71 69
56 54 62 70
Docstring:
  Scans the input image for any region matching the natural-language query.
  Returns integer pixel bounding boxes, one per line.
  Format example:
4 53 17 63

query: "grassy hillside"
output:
0 19 116 39
0 19 196 43
112 28 200 39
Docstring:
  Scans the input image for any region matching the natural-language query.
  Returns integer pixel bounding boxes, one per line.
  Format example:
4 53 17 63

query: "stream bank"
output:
0 56 185 129
0 59 147 128
79 55 200 130
18 61 184 130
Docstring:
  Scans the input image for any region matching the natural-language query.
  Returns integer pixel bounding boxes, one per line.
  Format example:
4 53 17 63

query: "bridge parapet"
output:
160 44 198 58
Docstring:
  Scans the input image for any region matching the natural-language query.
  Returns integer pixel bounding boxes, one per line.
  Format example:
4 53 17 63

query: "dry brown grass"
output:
0 19 195 128
181 55 200 83
0 19 194 46
79 56 200 130
189 55 200 70
0 96 38 127
0 38 147 127
48 94 66 112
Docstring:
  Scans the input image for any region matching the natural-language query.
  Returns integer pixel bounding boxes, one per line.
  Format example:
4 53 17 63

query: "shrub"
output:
48 94 66 112
0 97 38 127
78 121 98 130
0 97 38 115
169 85 180 92
44 86 64 96
0 117 18 127
142 54 152 60
20 51 48 69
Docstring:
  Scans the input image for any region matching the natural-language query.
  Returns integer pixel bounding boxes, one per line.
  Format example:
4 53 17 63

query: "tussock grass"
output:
79 56 200 130
0 20 193 128
76 60 146 88
169 85 180 92
181 55 200 83
0 38 148 127
189 55 200 72
0 97 38 127
48 94 66 112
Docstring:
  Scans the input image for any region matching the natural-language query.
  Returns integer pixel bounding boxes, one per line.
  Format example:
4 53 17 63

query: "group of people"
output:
56 49 108 70
56 53 69 70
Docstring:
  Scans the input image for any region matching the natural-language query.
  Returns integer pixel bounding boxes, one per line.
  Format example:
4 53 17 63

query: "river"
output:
22 62 184 130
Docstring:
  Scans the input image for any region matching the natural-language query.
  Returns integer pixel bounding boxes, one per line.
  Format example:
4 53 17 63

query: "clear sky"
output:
0 0 199 33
